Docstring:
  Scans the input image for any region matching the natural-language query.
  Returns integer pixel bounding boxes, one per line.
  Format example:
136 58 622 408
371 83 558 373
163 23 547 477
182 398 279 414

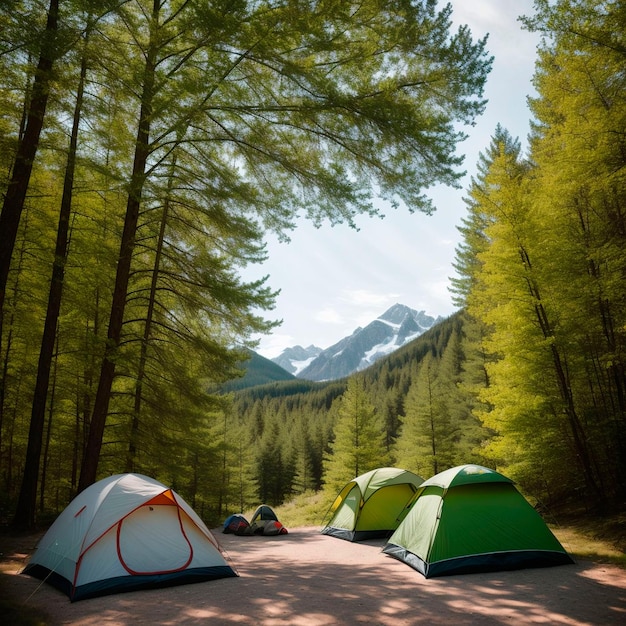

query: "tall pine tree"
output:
323 378 389 493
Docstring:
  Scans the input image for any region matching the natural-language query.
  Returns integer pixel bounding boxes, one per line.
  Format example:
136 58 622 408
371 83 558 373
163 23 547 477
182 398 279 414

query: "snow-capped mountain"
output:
272 304 442 382
271 344 323 376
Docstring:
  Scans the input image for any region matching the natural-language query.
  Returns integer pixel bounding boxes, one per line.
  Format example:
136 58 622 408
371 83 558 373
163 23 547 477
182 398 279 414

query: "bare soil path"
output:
2 527 626 625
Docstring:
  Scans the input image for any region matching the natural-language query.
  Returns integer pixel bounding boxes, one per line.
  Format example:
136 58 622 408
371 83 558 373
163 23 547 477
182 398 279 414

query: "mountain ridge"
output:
273 303 442 382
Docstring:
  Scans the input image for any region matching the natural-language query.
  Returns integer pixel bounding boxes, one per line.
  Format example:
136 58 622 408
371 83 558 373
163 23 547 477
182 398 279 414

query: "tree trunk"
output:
1 210 31 494
39 344 58 515
126 154 175 472
78 0 159 492
520 245 603 501
13 30 88 529
0 0 59 360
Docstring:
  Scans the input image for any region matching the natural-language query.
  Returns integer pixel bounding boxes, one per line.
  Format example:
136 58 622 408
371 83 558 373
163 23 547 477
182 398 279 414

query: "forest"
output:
0 1 624 529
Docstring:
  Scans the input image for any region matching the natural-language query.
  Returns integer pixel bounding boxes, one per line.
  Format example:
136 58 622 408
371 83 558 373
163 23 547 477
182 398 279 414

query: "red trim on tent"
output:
74 505 86 517
71 552 85 600
169 490 220 550
78 490 172 557
72 489 180 595
116 501 194 575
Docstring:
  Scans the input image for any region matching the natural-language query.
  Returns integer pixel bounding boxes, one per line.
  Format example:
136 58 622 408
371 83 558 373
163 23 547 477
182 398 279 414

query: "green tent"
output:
322 467 424 541
383 464 574 577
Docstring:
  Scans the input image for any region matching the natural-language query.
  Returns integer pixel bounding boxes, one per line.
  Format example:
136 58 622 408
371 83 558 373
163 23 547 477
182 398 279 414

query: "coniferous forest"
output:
1 1 624 530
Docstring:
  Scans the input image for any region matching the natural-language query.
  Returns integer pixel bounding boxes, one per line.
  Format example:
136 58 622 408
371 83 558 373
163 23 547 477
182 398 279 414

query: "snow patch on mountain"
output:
290 357 317 376
271 345 322 376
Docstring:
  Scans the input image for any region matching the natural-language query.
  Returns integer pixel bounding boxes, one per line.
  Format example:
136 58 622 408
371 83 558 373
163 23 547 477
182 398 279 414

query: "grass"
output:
550 510 626 568
273 490 336 528
552 525 626 567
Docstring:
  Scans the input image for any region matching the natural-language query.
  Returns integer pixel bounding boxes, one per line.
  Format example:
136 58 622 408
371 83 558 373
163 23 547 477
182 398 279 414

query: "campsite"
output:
1 2 625 623
2 523 626 625
1 467 626 624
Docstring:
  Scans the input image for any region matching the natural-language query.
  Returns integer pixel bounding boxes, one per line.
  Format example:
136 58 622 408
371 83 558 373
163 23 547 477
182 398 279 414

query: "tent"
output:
382 464 574 577
322 467 424 541
250 504 278 524
249 504 288 535
223 513 250 535
23 473 237 601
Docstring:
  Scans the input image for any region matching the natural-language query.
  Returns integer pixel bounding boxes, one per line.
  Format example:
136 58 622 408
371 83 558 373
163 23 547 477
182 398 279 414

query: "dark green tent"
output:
322 467 424 541
383 464 574 577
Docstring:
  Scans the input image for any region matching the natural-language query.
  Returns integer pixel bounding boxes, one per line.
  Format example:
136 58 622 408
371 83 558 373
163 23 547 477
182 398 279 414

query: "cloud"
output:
312 291 403 345
315 308 345 325
254 332 296 358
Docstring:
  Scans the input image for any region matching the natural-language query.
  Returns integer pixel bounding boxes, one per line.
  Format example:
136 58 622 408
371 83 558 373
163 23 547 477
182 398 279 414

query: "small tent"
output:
223 513 250 535
383 464 574 577
250 504 278 524
24 473 237 601
249 504 288 535
322 467 424 541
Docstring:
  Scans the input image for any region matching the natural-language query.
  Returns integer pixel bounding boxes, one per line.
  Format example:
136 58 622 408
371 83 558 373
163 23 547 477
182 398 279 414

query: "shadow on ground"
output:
3 527 626 625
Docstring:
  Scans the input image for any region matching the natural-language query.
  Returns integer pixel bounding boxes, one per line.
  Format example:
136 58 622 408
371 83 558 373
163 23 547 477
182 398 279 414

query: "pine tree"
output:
463 123 603 502
323 378 389 493
0 0 60 344
395 353 454 477
1 0 493 519
522 0 626 503
450 124 522 308
13 7 97 529
256 411 295 506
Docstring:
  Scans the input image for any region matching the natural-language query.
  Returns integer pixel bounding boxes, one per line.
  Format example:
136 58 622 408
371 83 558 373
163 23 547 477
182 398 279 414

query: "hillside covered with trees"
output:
229 312 488 508
0 0 623 530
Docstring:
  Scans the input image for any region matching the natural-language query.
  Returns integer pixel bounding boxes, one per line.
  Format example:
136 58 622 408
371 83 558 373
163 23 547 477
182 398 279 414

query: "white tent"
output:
24 473 237 601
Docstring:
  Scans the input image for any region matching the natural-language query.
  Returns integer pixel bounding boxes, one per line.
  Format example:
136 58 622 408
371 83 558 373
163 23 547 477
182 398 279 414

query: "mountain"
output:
271 345 323 376
273 304 442 382
221 350 295 392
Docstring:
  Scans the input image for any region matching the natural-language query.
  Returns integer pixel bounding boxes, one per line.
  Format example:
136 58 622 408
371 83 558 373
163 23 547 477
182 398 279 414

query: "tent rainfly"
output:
23 473 237 601
383 464 575 577
322 467 424 541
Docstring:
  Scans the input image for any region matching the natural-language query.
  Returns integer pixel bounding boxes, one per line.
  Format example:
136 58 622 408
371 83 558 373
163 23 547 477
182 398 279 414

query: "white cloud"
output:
255 332 296 359
314 308 345 325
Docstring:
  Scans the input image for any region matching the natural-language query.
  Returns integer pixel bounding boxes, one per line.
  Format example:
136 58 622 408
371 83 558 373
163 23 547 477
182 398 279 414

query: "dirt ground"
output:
2 526 626 625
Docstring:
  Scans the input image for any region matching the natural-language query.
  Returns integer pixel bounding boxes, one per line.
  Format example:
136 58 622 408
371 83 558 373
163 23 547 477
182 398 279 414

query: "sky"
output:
246 0 542 359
